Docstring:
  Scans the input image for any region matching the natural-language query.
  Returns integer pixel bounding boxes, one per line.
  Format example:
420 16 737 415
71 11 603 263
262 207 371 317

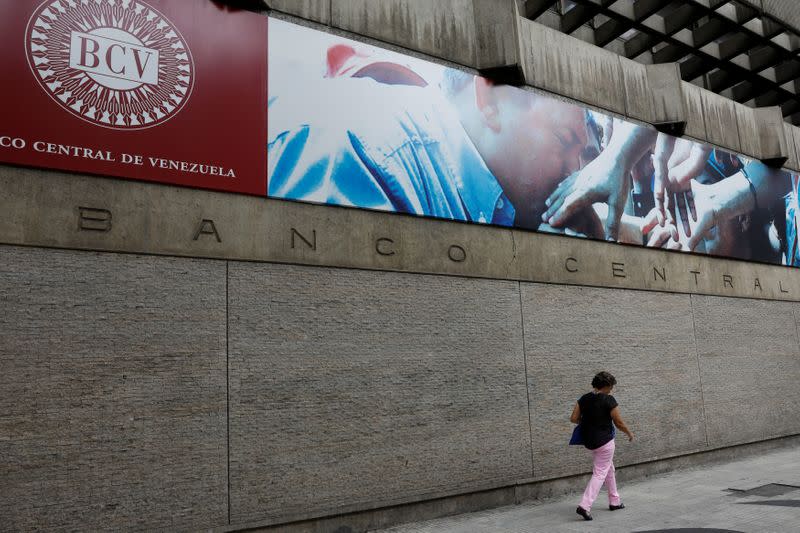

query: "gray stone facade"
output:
0 247 228 531
2 245 799 530
228 264 531 525
522 285 707 479
4 0 800 531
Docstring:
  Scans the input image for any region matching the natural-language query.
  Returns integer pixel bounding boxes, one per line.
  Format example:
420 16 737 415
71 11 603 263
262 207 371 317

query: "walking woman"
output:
570 371 634 521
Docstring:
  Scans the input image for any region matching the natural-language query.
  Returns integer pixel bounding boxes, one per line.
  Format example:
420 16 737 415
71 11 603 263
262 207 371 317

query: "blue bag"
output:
569 424 583 446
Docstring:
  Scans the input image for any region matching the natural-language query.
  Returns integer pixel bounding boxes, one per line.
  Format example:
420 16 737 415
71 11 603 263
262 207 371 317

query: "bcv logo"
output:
27 0 194 130
69 30 160 88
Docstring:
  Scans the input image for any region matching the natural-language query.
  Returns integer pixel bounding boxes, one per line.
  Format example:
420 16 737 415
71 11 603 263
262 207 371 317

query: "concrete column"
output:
754 106 790 167
472 0 523 82
680 82 709 142
620 61 689 136
518 18 627 116
646 63 688 137
785 123 800 171
6 166 800 302
620 57 651 122
700 87 742 153
735 102 761 158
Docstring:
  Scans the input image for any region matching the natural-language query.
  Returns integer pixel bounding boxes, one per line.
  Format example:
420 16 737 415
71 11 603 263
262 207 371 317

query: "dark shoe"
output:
609 503 625 511
576 506 593 521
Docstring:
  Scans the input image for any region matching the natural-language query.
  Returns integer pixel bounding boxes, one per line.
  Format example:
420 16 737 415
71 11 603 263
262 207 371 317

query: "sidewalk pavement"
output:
373 446 800 533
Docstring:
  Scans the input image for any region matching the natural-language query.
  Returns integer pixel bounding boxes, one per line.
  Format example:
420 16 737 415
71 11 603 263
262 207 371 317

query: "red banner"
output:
0 0 267 195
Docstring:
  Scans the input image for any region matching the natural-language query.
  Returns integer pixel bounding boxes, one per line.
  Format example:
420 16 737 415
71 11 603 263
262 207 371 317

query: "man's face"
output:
485 86 588 213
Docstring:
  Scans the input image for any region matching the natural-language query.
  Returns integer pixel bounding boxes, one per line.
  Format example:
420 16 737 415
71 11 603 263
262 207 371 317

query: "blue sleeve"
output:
266 76 455 217
268 124 397 211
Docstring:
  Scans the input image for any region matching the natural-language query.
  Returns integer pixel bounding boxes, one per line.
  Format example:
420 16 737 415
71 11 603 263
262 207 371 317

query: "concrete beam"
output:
621 57 651 123
327 0 521 76
263 0 330 24
753 106 790 167
622 59 688 135
784 123 800 171
680 82 709 141
4 166 800 303
700 87 742 152
330 0 476 70
734 101 761 158
523 0 559 20
762 0 800 37
518 18 627 116
791 124 800 172
646 63 688 136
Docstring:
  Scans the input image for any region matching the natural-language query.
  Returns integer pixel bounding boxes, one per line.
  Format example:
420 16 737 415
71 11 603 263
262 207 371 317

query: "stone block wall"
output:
4 0 800 530
522 285 707 479
691 296 800 447
0 247 228 532
228 264 531 525
2 244 800 530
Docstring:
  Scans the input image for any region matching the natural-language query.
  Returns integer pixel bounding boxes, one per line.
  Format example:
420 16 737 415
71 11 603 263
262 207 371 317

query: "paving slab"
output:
374 446 800 533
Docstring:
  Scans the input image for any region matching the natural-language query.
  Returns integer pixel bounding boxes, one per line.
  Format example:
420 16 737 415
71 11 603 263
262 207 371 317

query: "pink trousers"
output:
579 439 621 511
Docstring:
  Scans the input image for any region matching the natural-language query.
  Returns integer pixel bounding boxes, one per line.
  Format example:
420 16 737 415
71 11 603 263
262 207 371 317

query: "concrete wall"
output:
263 2 795 163
6 167 800 302
692 296 800 447
265 0 330 24
523 285 708 479
789 123 800 172
266 0 521 73
5 1 800 531
3 243 800 530
518 18 627 117
228 265 531 525
0 247 228 532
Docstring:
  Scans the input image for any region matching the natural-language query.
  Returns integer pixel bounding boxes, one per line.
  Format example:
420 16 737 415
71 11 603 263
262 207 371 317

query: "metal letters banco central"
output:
2 167 799 303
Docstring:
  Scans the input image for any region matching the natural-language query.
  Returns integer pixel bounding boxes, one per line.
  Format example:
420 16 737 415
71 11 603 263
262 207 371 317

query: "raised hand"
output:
675 175 756 251
652 133 676 228
667 141 711 191
653 136 712 230
543 123 657 241
641 207 680 248
542 151 631 241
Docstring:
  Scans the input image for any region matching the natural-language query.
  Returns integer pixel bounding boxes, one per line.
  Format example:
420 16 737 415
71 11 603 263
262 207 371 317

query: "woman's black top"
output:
578 392 618 450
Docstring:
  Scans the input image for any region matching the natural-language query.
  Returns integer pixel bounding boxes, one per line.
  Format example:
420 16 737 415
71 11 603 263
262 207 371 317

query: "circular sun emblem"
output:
26 0 194 130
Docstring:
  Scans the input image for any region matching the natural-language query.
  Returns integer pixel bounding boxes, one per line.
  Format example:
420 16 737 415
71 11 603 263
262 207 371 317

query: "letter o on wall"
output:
448 245 467 263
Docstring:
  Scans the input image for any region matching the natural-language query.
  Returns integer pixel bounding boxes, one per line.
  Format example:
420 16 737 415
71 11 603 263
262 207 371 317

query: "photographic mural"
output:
267 19 800 268
4 5 800 270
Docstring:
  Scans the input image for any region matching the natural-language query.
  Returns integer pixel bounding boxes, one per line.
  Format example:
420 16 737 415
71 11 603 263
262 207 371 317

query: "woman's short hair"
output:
592 371 617 389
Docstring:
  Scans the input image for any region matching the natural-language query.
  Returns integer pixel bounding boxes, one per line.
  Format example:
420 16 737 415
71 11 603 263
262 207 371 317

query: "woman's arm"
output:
610 406 634 442
570 402 581 424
